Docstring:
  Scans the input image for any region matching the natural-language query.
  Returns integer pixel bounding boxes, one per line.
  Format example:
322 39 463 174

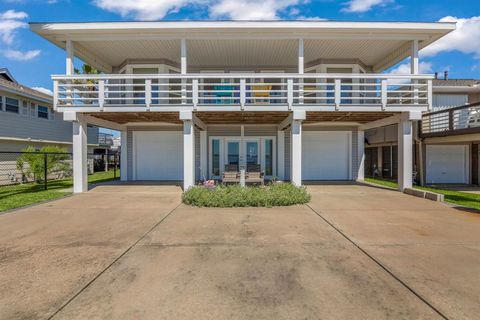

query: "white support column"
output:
398 116 413 191
181 39 187 74
200 130 207 180
291 110 306 186
298 38 304 74
181 39 187 104
277 130 285 180
411 39 419 105
357 130 365 181
410 40 419 74
298 38 304 105
72 114 88 193
181 111 195 190
66 40 74 75
120 130 128 181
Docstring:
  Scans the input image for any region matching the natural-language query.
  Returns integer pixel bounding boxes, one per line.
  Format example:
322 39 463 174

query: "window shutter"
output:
49 108 55 120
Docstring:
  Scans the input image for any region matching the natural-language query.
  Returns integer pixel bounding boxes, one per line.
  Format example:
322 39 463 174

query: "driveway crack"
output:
306 204 450 320
46 202 182 320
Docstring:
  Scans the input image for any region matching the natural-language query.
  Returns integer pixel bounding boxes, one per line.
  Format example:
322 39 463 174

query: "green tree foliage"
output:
16 146 70 183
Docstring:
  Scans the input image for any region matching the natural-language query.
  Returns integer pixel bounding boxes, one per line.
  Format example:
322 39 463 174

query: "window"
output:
5 97 19 113
0 96 3 111
37 105 49 119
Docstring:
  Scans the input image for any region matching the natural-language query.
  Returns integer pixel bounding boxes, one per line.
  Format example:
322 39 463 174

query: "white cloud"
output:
93 0 307 20
342 0 391 13
93 0 202 20
209 0 300 20
388 61 433 75
3 49 41 61
0 9 28 20
32 87 53 96
421 16 480 59
0 10 28 44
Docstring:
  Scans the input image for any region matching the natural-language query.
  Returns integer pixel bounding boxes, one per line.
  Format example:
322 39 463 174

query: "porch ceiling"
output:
86 111 396 126
31 21 455 73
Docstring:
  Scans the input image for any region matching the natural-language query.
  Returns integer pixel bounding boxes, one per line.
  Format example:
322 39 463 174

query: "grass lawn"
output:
0 170 118 213
365 177 480 211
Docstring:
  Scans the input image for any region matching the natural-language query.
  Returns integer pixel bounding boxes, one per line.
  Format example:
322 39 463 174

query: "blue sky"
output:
0 0 479 94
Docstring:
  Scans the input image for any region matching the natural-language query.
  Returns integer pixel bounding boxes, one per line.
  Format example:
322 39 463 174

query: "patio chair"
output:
222 164 240 184
246 164 264 185
252 84 272 104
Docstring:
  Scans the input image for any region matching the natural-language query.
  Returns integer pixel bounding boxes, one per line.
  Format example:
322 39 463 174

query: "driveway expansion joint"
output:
305 203 450 320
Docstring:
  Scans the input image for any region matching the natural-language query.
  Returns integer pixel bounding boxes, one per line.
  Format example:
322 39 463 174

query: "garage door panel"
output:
426 145 468 184
302 131 351 180
134 131 183 181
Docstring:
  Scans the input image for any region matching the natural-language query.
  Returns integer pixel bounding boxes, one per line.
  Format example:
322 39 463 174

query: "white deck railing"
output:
52 73 433 111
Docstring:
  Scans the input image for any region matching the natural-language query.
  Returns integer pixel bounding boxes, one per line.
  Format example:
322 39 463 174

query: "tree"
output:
74 64 101 104
16 146 70 183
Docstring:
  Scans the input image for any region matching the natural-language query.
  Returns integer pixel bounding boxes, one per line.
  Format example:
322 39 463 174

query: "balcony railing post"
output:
53 80 59 110
287 78 293 109
334 79 341 110
299 78 304 105
381 79 387 110
193 79 199 108
449 110 454 131
181 78 187 105
427 79 433 111
413 81 419 105
98 79 105 110
240 78 246 109
145 79 152 110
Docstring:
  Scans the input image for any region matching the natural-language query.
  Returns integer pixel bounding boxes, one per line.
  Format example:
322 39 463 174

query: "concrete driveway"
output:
0 184 479 319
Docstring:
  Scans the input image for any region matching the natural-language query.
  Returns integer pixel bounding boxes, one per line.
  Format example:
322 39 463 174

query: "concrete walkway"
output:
0 184 479 319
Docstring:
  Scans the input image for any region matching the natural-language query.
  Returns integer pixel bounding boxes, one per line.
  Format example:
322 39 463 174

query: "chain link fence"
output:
0 151 119 193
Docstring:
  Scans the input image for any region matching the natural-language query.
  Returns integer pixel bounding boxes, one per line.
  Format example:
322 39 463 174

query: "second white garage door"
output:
426 145 469 184
302 131 351 180
134 131 183 180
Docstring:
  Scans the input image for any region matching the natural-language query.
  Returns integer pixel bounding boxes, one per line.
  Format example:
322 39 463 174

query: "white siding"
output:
432 94 468 111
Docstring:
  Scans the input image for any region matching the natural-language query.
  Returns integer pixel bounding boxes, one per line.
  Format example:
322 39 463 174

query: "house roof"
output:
433 79 480 93
30 20 455 73
0 77 52 104
0 68 17 83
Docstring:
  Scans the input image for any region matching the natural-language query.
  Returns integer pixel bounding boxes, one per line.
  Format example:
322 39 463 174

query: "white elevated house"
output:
30 21 455 193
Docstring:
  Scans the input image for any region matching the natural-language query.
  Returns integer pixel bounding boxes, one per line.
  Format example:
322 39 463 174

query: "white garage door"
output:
302 131 351 180
134 131 183 180
426 145 468 184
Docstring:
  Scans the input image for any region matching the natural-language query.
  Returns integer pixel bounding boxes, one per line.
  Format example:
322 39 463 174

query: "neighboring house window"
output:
5 97 19 113
0 96 3 111
37 105 49 119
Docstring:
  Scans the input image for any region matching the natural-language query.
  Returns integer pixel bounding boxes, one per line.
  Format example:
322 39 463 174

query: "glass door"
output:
225 140 240 171
244 140 260 171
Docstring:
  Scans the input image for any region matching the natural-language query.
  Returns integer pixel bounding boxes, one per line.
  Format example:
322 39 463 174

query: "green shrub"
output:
182 183 311 207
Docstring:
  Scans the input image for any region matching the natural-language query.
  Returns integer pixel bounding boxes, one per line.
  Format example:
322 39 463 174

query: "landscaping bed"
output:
182 183 311 207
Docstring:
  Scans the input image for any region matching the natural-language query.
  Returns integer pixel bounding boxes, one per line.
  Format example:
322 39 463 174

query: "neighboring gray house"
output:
0 68 99 152
365 77 480 185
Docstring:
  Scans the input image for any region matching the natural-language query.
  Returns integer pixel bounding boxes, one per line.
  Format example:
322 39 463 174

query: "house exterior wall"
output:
0 89 98 151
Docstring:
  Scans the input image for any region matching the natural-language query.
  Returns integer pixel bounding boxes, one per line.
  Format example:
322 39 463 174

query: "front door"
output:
209 137 275 179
